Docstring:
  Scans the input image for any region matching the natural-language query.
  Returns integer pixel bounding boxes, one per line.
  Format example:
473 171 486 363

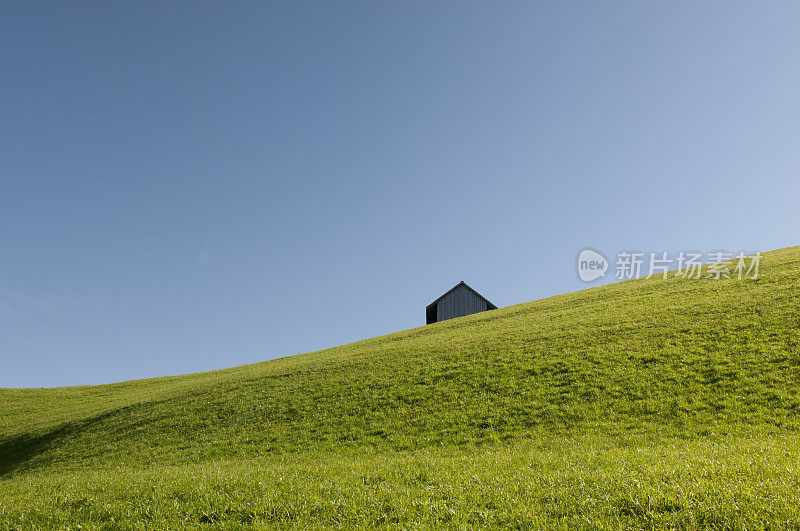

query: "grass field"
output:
3 434 800 529
2 247 799 529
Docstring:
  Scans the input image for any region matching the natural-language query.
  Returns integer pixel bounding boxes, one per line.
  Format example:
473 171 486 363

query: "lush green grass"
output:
1 246 799 528
2 433 800 529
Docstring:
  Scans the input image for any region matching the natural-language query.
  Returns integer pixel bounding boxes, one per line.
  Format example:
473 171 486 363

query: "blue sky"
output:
2 2 799 388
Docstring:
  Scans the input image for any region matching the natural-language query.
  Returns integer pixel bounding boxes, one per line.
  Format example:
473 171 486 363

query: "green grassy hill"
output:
2 246 799 529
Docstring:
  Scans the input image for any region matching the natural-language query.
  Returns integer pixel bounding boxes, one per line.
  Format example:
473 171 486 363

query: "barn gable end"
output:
425 281 497 324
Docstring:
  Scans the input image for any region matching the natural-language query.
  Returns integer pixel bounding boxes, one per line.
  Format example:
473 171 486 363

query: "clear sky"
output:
2 2 799 388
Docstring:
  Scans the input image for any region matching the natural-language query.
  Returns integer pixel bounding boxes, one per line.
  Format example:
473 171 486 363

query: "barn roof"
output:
426 281 497 310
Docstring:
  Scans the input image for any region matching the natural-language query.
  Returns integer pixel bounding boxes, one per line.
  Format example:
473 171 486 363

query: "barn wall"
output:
436 284 489 322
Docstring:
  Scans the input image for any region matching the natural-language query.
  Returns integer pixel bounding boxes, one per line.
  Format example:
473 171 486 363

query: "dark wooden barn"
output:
426 281 497 324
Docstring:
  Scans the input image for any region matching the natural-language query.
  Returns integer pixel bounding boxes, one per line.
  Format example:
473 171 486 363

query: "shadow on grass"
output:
0 400 169 478
0 426 75 477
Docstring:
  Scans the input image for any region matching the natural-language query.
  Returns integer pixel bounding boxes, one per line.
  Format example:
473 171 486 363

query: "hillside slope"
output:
2 247 799 478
